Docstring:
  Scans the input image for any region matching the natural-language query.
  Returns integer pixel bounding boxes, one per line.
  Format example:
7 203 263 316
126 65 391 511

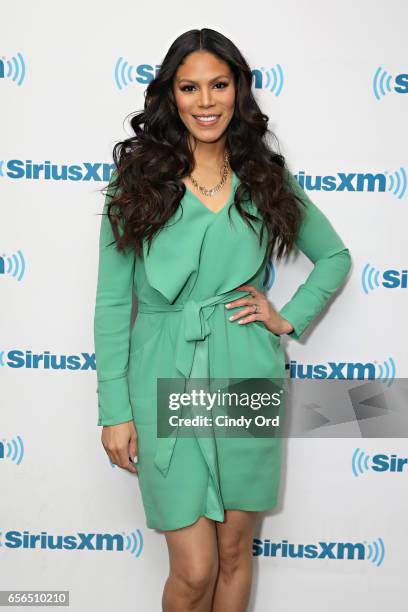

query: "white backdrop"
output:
1 1 407 610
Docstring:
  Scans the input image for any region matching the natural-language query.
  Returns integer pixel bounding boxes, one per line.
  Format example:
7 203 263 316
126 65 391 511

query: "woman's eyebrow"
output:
176 74 230 84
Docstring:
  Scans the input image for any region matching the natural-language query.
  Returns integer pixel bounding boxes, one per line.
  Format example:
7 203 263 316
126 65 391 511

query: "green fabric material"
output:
93 166 351 531
94 170 135 426
278 168 352 339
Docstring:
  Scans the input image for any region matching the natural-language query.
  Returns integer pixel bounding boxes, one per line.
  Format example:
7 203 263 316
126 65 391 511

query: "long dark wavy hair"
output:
102 28 304 261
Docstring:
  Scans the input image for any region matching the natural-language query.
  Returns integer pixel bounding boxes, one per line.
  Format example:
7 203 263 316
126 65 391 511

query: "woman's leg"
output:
212 510 260 612
162 516 220 612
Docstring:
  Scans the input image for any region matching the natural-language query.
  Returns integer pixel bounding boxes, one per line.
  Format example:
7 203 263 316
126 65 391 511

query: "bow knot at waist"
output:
137 288 251 377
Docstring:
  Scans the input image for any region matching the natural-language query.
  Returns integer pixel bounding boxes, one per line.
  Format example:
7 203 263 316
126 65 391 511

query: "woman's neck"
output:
188 136 227 173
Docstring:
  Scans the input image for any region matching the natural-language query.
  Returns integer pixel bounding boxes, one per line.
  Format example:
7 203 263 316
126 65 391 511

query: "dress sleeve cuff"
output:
278 286 326 341
97 376 134 426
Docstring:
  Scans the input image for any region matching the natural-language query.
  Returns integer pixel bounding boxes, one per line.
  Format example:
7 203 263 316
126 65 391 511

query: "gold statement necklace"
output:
188 150 230 197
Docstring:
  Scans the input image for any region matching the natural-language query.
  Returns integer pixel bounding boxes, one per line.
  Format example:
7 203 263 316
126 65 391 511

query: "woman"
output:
94 28 352 612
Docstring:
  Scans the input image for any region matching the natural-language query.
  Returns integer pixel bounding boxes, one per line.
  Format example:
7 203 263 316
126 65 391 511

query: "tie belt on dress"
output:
137 288 252 477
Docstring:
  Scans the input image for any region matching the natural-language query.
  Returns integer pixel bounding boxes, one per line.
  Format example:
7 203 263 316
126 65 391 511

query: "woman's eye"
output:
180 82 228 92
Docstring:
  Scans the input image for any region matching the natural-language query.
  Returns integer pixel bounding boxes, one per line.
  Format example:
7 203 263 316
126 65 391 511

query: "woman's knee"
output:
216 510 258 577
218 536 246 576
174 559 219 594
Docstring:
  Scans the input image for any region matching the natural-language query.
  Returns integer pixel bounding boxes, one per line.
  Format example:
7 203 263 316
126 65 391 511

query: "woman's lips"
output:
193 114 221 127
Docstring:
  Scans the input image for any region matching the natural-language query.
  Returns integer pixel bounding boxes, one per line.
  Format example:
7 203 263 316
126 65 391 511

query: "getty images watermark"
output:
156 377 408 439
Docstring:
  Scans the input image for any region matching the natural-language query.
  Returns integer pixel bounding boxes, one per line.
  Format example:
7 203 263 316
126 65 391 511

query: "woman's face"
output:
173 50 236 145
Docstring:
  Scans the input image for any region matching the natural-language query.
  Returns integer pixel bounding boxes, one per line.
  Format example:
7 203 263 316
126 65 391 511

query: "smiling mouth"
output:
192 114 221 126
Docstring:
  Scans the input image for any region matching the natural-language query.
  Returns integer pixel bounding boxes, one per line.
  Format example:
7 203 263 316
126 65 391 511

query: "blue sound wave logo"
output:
384 167 407 199
0 529 144 557
0 436 25 464
0 52 26 86
372 357 395 386
262 261 276 290
373 66 408 99
352 448 407 477
352 447 371 476
115 57 142 90
361 263 408 293
114 59 163 90
364 538 385 566
0 250 26 281
373 66 393 99
362 263 381 293
123 530 143 557
115 56 130 90
252 64 284 95
287 357 396 385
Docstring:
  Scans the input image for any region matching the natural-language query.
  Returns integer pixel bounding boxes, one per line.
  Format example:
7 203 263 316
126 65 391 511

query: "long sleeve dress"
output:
93 167 352 531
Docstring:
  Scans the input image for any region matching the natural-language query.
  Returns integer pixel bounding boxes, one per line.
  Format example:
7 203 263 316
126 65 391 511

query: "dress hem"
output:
148 500 279 532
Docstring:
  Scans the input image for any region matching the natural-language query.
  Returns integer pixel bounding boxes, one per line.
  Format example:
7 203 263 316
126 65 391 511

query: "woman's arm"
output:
93 170 136 426
278 168 352 340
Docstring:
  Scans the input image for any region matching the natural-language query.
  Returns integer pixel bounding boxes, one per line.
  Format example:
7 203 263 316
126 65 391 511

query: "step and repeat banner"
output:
1 1 407 610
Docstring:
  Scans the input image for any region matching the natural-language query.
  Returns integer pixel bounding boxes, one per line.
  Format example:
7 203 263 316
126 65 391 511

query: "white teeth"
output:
195 115 218 121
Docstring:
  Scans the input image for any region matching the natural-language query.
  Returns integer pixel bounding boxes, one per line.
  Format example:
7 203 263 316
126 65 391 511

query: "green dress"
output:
94 168 352 531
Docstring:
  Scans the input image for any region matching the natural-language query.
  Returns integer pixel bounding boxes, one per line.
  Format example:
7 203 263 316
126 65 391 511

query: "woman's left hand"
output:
225 283 294 336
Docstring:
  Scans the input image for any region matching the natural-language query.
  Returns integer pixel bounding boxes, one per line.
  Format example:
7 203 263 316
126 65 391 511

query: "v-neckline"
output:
184 171 237 215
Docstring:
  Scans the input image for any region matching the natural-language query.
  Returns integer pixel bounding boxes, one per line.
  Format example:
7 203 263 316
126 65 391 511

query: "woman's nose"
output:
198 87 214 107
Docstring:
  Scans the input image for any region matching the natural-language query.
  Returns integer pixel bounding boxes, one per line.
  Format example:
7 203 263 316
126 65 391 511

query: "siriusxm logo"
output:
362 263 408 293
0 160 114 181
373 66 408 100
0 250 25 281
295 169 407 199
114 57 284 95
253 537 385 566
0 349 96 371
0 52 26 86
287 357 396 385
114 59 161 89
0 436 24 464
0 530 143 557
4 162 406 198
352 448 408 477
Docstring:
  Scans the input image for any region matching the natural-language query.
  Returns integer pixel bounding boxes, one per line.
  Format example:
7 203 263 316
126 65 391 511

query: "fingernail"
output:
225 303 231 308
229 315 235 321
